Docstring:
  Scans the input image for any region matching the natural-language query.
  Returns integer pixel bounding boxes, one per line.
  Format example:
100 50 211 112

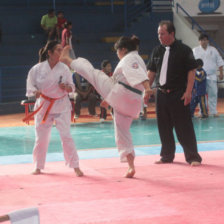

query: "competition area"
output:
0 113 224 224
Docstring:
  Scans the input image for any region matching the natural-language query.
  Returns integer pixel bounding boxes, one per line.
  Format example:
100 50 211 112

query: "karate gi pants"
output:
206 79 218 115
70 59 135 162
33 110 79 169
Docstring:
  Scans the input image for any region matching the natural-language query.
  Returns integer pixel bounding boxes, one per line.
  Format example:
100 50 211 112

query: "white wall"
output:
173 10 199 49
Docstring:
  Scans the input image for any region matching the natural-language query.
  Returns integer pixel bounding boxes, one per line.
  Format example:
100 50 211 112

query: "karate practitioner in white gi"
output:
193 33 224 116
60 36 152 178
26 40 83 176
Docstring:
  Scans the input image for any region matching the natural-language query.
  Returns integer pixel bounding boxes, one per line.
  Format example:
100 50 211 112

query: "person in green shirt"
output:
41 9 57 41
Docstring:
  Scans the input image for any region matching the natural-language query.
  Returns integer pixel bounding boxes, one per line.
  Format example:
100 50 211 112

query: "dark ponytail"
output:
39 40 60 62
114 35 140 53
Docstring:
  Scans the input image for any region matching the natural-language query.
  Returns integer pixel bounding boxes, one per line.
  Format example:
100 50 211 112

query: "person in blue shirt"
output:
190 58 208 118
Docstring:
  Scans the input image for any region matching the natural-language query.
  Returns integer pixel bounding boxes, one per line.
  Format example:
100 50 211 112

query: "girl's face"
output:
48 44 63 62
116 48 128 60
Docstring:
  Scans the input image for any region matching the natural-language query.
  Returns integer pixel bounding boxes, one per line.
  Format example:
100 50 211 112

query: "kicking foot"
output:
74 168 84 177
124 168 136 178
32 168 41 175
60 46 73 67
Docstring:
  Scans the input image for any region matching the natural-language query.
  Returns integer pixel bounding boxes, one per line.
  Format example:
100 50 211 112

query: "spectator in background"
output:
41 9 57 41
190 58 208 118
61 21 75 59
99 59 113 122
56 11 67 41
61 21 72 47
193 33 224 117
72 72 98 118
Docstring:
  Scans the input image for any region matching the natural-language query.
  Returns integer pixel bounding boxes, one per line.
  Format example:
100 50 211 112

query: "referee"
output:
147 20 202 166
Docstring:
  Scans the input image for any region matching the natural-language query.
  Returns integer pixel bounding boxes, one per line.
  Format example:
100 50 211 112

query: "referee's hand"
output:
181 91 192 106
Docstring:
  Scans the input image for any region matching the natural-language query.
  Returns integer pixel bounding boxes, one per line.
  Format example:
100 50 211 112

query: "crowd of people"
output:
24 18 223 178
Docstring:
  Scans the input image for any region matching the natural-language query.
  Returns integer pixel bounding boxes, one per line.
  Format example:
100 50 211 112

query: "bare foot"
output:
125 153 135 178
74 168 84 177
60 46 73 67
124 168 136 178
32 168 41 175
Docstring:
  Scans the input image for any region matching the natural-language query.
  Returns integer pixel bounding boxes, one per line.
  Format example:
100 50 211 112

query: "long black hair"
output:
39 40 60 62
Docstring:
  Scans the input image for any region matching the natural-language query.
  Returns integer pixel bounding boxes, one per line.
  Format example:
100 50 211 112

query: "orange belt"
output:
22 94 65 124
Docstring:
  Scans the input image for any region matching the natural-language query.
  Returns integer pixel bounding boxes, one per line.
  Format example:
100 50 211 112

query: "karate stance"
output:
25 40 83 176
60 36 151 178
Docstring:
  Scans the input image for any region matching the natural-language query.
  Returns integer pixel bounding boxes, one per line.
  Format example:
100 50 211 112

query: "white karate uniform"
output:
9 207 39 224
26 61 80 169
70 51 148 162
193 45 224 115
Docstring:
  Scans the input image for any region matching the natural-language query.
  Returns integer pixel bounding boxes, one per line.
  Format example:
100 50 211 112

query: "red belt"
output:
22 94 65 124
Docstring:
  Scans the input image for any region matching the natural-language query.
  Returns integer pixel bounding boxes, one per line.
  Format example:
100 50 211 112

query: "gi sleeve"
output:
122 55 148 87
214 48 224 67
26 67 38 97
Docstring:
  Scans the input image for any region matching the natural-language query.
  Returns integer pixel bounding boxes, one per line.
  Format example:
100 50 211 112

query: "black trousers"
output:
100 107 107 119
156 89 202 163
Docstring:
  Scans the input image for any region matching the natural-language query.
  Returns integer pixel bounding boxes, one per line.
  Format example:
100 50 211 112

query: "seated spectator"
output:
61 21 75 58
40 9 57 41
72 72 98 118
99 59 113 122
56 11 67 41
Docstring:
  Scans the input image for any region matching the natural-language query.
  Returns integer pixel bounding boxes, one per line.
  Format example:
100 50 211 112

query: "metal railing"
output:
176 2 224 58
